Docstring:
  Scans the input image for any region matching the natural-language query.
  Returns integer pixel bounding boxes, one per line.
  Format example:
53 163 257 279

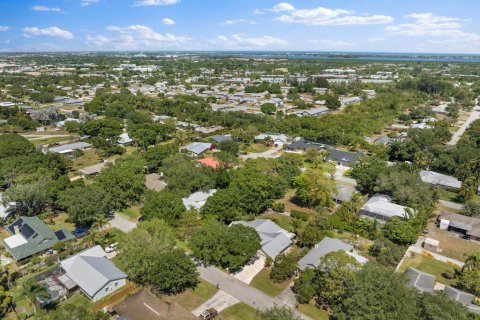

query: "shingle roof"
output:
60 245 127 298
298 237 354 271
185 142 212 155
2 216 74 260
230 219 294 259
419 170 461 190
211 135 233 143
360 195 413 220
405 268 436 292
444 285 474 305
48 142 91 154
182 189 217 211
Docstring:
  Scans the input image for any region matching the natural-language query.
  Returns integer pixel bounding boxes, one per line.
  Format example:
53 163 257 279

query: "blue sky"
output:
0 0 479 53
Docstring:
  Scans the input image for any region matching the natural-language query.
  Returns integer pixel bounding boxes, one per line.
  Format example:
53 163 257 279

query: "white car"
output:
105 242 118 253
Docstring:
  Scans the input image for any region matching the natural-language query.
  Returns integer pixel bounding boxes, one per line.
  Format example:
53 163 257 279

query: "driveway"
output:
108 213 137 233
233 254 266 284
276 282 297 307
197 264 311 320
241 145 283 160
333 165 357 186
448 109 480 145
438 200 463 211
192 291 239 316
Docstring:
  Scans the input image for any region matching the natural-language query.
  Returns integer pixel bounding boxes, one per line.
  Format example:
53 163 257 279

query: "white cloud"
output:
221 19 256 26
214 34 287 48
22 26 74 39
274 5 393 26
32 5 64 13
309 39 355 48
162 18 176 25
386 13 480 52
81 0 100 7
253 9 265 15
134 0 179 6
0 26 11 32
272 2 295 12
87 24 188 49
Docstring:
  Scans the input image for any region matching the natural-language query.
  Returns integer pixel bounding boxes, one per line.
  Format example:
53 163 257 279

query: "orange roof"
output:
197 157 221 169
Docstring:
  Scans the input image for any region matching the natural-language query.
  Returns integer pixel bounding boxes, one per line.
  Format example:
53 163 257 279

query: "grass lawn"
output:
72 148 101 170
163 279 218 311
250 268 291 297
262 212 294 232
43 212 75 232
437 188 480 204
30 135 73 146
119 206 141 221
218 303 257 320
274 189 318 216
298 302 329 320
108 228 128 244
244 143 269 153
398 253 460 286
61 292 91 309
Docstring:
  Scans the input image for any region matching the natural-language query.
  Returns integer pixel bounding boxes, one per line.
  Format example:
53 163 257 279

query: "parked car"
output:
105 242 119 253
199 308 217 320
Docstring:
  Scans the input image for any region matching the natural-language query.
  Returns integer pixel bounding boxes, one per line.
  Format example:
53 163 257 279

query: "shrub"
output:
272 203 285 213
290 210 309 221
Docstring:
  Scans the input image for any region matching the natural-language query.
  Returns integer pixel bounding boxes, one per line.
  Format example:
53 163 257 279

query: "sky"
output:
0 0 480 53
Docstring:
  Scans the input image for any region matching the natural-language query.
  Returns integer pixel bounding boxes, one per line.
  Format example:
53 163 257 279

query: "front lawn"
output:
262 212 294 232
398 253 460 286
162 279 218 311
218 303 257 320
250 268 291 297
297 302 329 320
119 206 141 221
244 143 269 153
30 135 73 147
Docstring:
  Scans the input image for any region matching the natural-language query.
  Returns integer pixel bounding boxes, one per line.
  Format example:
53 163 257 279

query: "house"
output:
295 107 329 117
333 185 356 203
47 142 91 155
374 136 392 146
197 157 222 169
405 268 436 292
254 133 288 146
298 237 368 271
2 216 74 261
118 132 133 146
438 212 480 241
230 219 294 259
340 96 362 106
325 148 363 167
419 170 461 191
211 134 233 144
185 142 212 156
79 162 107 177
358 195 414 223
182 189 217 211
60 246 127 301
286 138 327 152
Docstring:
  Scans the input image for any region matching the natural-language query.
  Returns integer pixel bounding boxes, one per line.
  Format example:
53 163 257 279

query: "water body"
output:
154 51 480 63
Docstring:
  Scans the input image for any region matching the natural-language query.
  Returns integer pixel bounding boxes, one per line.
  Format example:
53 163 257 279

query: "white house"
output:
60 246 127 301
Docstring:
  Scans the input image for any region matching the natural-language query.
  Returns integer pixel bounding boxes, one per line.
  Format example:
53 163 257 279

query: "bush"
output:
270 254 297 283
271 203 285 213
290 210 309 221
265 256 273 268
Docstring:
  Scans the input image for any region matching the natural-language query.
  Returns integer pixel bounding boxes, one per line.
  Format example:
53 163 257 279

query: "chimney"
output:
13 226 20 235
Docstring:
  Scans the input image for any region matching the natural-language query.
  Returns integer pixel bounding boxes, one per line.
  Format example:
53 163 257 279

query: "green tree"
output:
148 248 199 294
190 220 261 271
369 238 405 267
294 169 335 208
332 264 419 320
382 217 418 245
201 189 243 223
119 219 175 283
459 252 480 296
270 253 297 283
260 103 277 115
462 200 480 217
294 268 316 304
418 291 471 320
22 281 50 315
140 190 185 226
325 95 341 110
0 134 35 159
57 186 109 226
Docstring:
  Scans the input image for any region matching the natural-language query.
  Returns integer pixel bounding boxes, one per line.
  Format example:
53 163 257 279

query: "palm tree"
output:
92 214 108 231
22 281 50 315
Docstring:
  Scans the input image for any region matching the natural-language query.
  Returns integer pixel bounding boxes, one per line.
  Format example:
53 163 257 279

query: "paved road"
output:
108 213 137 233
448 109 480 145
197 264 311 320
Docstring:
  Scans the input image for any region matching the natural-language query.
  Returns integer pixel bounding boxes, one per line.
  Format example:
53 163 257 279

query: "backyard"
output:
398 253 460 286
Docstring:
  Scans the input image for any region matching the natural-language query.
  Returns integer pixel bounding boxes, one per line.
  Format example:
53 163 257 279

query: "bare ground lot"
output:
426 221 480 262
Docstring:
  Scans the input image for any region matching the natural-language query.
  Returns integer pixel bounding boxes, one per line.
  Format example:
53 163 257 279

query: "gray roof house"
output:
333 185 356 203
47 142 92 155
419 170 461 190
358 194 414 223
298 237 368 271
60 245 127 301
2 216 74 260
405 268 436 292
325 148 363 167
438 212 480 241
230 219 295 259
185 142 212 156
182 189 217 211
255 133 288 145
295 107 329 117
211 135 233 144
